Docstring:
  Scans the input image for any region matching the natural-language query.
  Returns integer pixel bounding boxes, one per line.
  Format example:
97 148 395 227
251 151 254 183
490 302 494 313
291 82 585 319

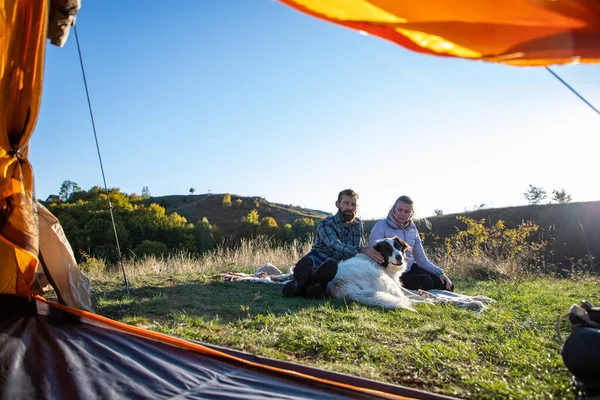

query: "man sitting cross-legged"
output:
282 189 383 299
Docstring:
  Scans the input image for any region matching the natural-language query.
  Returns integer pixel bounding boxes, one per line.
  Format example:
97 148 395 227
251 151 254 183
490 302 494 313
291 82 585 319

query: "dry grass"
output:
82 235 313 279
429 249 521 280
81 234 591 283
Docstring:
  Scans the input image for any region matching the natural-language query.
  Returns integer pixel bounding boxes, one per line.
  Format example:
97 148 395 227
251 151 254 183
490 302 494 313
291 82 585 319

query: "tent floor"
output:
0 295 456 400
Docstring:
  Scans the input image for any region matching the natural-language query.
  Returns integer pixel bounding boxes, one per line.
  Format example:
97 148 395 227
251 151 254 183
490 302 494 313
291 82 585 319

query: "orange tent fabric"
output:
279 0 600 66
0 0 48 295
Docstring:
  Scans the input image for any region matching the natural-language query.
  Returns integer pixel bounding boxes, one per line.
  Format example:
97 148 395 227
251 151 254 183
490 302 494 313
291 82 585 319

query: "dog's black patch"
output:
374 240 393 267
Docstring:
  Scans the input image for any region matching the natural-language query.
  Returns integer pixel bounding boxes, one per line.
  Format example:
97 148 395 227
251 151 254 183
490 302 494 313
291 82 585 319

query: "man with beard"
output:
282 189 384 299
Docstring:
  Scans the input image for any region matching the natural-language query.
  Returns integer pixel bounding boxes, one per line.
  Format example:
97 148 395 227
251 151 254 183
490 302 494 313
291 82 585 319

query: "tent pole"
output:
545 67 600 117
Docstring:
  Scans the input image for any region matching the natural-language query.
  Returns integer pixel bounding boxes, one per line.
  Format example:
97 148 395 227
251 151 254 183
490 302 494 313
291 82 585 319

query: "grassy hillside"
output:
410 201 600 271
150 193 330 237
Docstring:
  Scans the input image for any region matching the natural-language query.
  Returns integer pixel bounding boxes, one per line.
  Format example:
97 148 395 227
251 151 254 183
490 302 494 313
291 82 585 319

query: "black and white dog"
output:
327 237 416 311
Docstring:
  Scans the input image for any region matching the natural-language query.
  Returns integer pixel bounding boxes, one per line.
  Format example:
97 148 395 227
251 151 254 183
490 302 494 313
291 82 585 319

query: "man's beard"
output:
341 211 356 222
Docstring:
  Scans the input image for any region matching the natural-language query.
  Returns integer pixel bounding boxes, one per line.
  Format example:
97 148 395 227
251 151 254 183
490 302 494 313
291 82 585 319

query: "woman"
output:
369 195 454 291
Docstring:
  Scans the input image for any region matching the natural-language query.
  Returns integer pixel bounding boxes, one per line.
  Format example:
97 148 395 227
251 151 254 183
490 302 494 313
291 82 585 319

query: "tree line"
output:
432 185 573 216
45 182 318 263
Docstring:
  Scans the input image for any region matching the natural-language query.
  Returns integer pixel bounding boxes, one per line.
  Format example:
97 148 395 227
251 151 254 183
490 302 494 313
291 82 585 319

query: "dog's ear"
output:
394 236 410 252
376 240 393 254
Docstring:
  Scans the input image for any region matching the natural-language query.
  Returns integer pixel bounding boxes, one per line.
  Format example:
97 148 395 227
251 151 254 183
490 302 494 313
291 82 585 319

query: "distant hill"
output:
407 201 600 270
150 193 330 237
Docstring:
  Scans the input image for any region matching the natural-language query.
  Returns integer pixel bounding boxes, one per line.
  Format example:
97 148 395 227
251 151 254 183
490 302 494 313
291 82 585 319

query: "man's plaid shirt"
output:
311 212 363 262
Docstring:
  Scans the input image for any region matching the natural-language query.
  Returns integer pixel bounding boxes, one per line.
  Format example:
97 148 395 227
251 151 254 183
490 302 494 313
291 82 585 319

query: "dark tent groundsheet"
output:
0 296 457 400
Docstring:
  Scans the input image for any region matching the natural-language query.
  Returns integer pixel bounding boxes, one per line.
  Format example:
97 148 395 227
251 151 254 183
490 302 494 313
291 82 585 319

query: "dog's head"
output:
374 236 410 270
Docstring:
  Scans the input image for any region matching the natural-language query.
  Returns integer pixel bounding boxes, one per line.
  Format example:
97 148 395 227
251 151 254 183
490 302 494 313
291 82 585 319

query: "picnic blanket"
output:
218 264 494 312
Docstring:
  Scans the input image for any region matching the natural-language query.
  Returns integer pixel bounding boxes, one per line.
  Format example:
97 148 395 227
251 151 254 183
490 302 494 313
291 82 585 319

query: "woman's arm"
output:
411 231 442 275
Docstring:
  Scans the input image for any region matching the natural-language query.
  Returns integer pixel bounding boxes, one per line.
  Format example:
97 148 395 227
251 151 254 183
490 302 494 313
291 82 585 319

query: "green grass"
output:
88 272 599 399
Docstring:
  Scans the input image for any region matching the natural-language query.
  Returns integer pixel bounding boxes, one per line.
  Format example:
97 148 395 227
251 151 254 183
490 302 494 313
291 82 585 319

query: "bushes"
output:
444 216 546 261
49 187 195 263
222 193 232 208
282 223 295 243
292 218 315 240
79 252 108 275
434 216 548 277
134 240 169 258
258 217 279 238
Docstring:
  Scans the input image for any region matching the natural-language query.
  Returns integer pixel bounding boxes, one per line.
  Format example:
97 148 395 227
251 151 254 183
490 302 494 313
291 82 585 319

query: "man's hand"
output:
439 273 453 290
360 246 384 264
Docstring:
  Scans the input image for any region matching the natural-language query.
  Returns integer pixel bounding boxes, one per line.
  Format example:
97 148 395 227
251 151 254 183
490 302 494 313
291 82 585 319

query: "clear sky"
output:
31 0 600 221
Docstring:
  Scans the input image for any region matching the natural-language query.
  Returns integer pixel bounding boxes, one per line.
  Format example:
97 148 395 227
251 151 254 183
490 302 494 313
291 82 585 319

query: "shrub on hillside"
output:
524 184 547 205
134 240 169 258
222 193 232 208
241 209 260 225
258 216 280 238
211 224 223 246
239 209 260 237
442 216 547 275
552 189 572 204
195 217 215 253
282 223 295 243
78 252 108 275
292 218 315 240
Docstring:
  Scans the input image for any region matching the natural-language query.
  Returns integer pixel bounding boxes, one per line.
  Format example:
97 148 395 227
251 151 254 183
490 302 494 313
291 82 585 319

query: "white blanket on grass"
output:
218 264 494 312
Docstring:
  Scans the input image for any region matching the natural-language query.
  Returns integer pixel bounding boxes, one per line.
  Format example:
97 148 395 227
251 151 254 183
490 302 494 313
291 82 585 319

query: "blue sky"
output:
31 0 600 220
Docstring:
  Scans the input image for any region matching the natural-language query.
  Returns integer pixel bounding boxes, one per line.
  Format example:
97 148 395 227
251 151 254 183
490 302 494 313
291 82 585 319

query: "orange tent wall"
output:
279 0 600 66
0 0 48 295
